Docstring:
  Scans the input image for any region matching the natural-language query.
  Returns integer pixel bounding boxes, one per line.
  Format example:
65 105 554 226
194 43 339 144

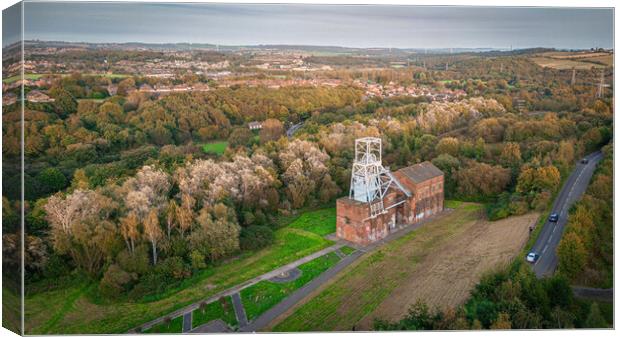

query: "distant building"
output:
336 138 444 245
248 121 263 130
26 90 54 103
3 93 17 106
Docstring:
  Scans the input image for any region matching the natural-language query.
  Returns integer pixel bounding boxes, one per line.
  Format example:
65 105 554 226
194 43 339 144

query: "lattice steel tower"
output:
350 137 409 219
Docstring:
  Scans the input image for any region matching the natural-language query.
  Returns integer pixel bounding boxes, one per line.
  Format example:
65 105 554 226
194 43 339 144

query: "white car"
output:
526 252 539 263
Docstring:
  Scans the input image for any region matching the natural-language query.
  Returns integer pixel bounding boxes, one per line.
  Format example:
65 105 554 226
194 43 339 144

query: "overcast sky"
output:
3 3 614 49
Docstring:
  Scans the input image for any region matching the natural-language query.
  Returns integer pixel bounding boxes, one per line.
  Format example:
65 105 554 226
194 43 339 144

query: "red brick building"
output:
336 161 444 245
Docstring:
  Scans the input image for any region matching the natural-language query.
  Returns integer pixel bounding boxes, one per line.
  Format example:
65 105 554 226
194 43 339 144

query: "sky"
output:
2 2 614 49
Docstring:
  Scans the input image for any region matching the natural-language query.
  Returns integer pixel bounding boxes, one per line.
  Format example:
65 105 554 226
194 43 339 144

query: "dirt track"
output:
357 211 540 329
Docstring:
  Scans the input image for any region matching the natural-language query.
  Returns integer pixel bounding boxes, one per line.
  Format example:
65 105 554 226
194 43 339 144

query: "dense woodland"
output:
2 50 613 329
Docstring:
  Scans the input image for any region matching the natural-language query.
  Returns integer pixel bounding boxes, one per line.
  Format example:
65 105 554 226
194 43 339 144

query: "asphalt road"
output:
531 151 604 278
286 122 304 138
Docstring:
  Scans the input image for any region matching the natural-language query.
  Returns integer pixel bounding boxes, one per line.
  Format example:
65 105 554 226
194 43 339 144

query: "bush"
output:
99 264 137 298
190 250 207 270
116 247 150 275
240 225 275 251
128 256 191 301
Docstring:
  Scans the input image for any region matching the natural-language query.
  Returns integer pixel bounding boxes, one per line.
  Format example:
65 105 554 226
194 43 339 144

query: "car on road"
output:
581 158 589 164
548 213 559 222
526 252 539 263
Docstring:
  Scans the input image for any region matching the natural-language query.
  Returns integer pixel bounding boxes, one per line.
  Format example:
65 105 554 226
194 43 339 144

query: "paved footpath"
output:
231 293 249 327
182 312 192 332
133 243 344 332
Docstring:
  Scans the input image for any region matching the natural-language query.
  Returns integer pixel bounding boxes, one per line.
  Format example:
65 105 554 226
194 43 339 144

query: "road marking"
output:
552 226 556 233
542 245 548 254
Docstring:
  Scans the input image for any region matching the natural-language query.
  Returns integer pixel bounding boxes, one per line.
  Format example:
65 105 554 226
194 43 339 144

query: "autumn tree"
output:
259 118 284 144
500 142 522 167
435 137 460 157
557 232 587 280
144 208 163 264
189 204 240 262
44 189 117 275
119 212 140 254
455 161 511 199
516 165 561 194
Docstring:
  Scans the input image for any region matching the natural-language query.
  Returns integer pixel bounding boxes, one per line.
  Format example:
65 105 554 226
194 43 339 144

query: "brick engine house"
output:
336 137 444 245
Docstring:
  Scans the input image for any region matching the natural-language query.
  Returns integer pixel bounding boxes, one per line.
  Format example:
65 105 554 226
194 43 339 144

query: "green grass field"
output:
24 207 335 334
3 73 45 84
339 246 356 256
192 297 237 329
271 203 483 332
143 315 183 333
241 252 340 321
288 208 336 236
443 199 462 209
3 73 130 84
202 141 228 155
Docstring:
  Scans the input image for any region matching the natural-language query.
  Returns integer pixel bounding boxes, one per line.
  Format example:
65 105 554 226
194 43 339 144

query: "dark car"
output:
549 213 559 222
581 158 589 164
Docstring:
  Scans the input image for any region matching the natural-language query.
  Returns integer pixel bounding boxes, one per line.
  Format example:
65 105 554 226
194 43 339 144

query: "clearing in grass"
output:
202 141 228 155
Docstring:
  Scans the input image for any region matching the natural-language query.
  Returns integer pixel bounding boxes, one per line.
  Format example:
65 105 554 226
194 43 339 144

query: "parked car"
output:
581 158 589 164
526 252 539 263
548 213 559 222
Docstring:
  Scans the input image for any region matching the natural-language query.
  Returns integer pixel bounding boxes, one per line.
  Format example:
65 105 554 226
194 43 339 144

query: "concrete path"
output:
231 293 249 328
189 319 231 333
334 249 346 259
133 243 344 332
269 268 302 283
181 312 192 332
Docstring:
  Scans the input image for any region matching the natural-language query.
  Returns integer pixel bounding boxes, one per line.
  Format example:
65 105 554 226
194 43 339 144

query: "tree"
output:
189 204 240 262
36 168 67 195
455 161 511 199
117 78 136 96
259 118 284 144
500 142 521 167
144 208 163 264
585 302 607 328
435 137 460 156
50 87 77 117
557 232 587 280
120 212 140 254
490 312 511 329
228 127 254 148
44 189 117 275
516 165 561 194
165 200 178 239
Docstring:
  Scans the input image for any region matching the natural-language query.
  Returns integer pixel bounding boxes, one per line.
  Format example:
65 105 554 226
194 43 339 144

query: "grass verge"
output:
191 296 237 329
143 315 183 333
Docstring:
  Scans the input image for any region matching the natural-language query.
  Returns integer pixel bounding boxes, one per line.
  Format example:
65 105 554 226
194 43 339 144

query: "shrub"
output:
116 247 150 275
99 264 137 298
240 225 275 251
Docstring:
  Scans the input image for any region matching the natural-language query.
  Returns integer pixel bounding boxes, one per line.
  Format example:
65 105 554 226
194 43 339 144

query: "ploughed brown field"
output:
270 203 540 332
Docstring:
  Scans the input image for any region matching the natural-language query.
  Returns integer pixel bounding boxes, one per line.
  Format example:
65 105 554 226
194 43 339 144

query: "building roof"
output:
397 161 443 184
